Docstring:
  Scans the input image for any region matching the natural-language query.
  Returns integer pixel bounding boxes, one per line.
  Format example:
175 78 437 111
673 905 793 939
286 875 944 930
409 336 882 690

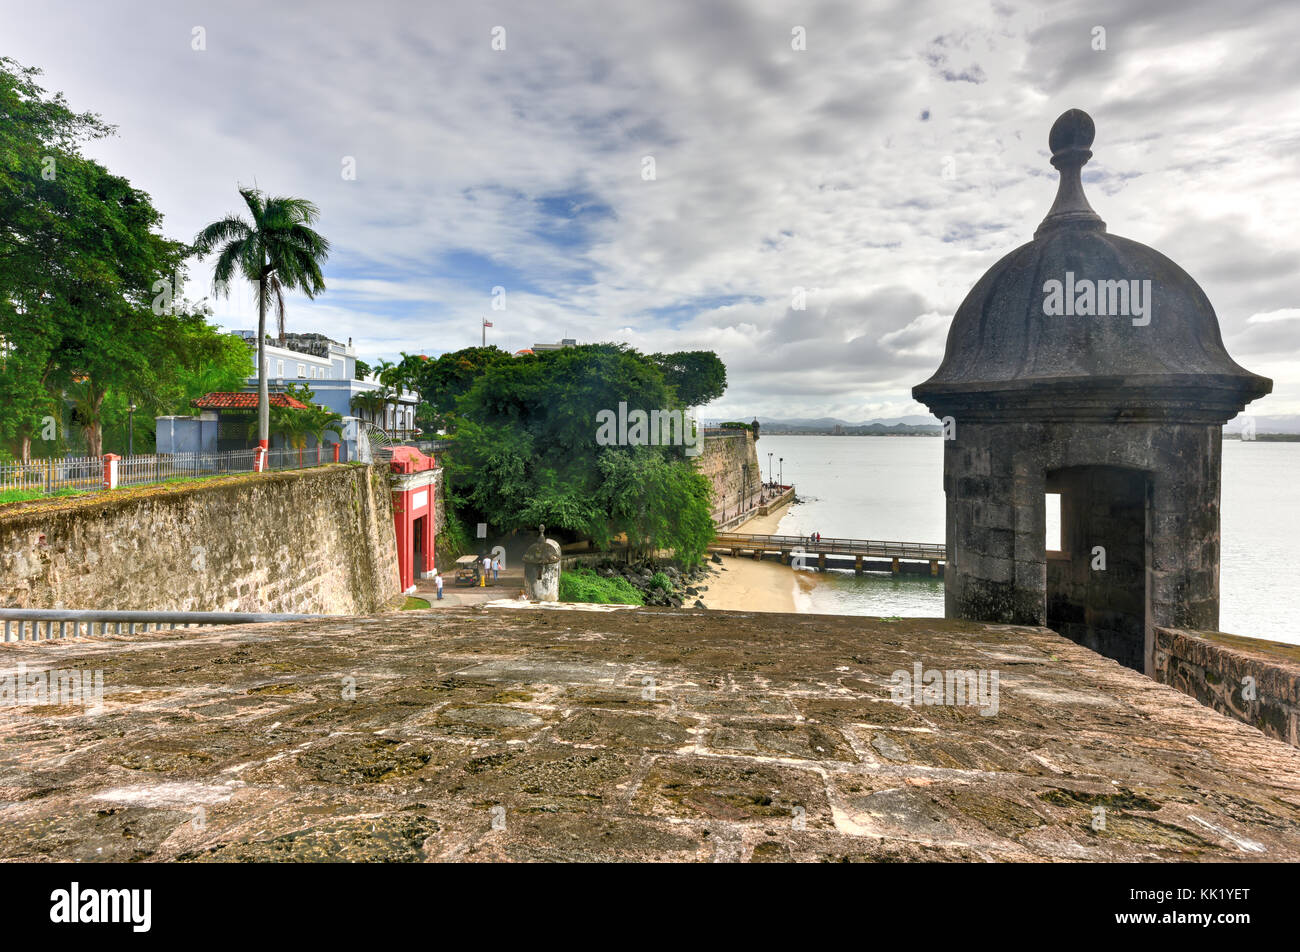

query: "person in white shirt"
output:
482 555 492 586
435 572 444 600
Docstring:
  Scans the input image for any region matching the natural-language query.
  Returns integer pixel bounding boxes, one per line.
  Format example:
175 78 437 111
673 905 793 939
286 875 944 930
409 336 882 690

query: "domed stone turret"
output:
912 110 1271 673
915 109 1270 421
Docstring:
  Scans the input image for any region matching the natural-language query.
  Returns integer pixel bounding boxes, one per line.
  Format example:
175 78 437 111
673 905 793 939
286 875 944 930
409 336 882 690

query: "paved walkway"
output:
412 569 527 608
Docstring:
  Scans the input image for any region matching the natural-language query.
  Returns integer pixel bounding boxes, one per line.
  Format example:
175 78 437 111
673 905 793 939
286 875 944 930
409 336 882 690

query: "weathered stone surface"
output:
2 607 1299 862
0 464 400 615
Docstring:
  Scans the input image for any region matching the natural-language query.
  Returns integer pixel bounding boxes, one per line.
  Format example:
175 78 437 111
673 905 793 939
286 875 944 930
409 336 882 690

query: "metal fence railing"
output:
711 531 947 561
1 608 327 642
1 446 342 498
0 455 103 494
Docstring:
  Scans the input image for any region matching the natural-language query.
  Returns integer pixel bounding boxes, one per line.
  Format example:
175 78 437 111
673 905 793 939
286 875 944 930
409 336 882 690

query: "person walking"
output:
492 556 501 582
482 554 492 586
435 572 444 600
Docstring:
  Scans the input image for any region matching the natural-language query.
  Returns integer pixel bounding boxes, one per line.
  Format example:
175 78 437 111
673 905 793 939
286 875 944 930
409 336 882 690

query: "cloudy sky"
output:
6 0 1298 420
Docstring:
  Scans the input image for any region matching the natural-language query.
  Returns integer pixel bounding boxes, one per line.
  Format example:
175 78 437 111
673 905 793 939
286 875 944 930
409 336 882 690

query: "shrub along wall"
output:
0 464 401 615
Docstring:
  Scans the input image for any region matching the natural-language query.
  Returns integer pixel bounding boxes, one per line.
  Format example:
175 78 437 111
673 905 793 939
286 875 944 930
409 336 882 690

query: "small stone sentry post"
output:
523 524 561 602
913 109 1271 674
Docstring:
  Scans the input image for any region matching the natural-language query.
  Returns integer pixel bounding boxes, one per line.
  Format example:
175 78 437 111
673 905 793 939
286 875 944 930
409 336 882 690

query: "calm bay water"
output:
760 434 1300 644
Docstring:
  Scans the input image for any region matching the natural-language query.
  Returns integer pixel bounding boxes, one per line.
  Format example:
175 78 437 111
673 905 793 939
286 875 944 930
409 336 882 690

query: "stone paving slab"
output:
2 608 1299 862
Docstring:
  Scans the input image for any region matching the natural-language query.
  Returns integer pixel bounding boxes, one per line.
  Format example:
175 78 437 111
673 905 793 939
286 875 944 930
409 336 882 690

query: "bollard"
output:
103 454 120 490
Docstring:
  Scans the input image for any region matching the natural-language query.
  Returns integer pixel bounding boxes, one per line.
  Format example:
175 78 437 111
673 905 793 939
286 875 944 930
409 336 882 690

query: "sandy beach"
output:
730 505 789 535
699 499 822 614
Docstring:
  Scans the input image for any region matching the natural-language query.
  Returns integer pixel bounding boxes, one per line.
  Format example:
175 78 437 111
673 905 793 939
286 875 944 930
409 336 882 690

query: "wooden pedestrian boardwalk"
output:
709 532 946 575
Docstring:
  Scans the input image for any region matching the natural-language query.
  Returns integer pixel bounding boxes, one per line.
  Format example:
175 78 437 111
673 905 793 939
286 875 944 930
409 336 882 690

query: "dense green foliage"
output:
650 350 728 407
437 505 474 561
558 568 645 605
447 343 716 565
394 346 513 432
0 56 246 458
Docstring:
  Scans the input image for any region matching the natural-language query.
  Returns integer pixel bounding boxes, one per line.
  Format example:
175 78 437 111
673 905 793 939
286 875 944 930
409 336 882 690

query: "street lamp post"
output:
127 403 137 456
779 457 783 486
768 452 773 485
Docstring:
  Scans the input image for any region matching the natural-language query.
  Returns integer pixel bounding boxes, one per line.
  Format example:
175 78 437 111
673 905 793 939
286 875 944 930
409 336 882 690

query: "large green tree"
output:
0 56 210 458
450 344 715 565
651 350 728 407
48 161 192 455
193 188 329 460
405 346 512 427
1 57 109 457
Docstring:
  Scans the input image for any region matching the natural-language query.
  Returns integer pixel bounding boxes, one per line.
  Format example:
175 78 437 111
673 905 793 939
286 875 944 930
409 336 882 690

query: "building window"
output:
277 359 284 378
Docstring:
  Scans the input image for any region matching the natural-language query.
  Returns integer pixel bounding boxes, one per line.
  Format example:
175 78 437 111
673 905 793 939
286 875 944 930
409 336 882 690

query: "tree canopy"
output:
650 350 728 407
448 344 716 564
0 56 239 458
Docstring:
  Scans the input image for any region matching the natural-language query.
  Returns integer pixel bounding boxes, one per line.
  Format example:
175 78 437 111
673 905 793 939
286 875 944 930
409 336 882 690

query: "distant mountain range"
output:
700 414 1300 436
761 415 940 428
702 416 942 435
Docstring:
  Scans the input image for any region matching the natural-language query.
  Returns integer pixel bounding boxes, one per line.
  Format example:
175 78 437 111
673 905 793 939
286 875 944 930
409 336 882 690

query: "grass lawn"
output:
0 462 351 511
401 596 431 610
0 487 86 505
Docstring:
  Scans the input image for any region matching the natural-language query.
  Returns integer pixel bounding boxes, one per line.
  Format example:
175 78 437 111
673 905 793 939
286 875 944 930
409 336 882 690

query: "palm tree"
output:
303 403 344 463
373 358 399 433
349 390 386 427
193 188 329 467
271 383 343 465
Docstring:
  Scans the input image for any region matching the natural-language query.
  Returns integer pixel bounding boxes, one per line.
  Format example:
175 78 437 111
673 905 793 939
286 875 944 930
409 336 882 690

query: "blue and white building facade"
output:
156 332 421 458
235 332 420 436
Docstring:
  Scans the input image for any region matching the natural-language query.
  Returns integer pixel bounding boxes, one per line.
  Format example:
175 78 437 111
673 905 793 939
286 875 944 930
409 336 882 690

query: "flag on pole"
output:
483 321 494 328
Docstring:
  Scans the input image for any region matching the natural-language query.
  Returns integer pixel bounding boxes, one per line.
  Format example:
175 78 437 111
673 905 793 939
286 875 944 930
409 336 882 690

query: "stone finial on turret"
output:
1035 108 1106 238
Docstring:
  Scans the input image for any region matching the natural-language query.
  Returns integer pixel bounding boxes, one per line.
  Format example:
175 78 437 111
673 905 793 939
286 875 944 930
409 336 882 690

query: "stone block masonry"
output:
1155 627 1300 747
0 464 401 615
696 429 762 515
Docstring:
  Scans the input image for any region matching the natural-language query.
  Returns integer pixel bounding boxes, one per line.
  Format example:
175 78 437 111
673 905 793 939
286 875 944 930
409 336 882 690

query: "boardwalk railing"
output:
711 531 946 562
1 608 327 642
1 446 339 497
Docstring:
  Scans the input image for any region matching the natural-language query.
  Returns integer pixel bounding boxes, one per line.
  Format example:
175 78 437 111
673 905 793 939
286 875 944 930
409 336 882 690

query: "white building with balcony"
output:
234 331 421 437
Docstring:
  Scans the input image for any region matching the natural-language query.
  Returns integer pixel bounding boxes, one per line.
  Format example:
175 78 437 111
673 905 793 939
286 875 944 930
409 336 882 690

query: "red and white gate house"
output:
387 447 439 594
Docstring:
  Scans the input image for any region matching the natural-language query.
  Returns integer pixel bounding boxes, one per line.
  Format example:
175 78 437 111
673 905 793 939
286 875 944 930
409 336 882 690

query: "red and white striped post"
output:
255 439 268 473
102 454 120 490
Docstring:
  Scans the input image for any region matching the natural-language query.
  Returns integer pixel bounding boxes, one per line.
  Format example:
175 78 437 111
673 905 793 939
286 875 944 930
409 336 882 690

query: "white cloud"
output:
5 0 1297 420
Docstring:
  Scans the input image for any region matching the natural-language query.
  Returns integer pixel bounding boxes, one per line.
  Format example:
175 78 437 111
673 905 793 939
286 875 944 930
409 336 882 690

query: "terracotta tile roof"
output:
192 392 310 410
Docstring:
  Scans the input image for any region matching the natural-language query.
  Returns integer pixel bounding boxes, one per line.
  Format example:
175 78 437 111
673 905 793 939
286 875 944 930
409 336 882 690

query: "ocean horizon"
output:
759 434 1300 645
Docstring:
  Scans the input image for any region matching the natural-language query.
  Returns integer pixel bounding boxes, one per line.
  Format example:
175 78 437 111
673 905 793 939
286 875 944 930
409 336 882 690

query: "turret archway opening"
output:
1045 465 1152 673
